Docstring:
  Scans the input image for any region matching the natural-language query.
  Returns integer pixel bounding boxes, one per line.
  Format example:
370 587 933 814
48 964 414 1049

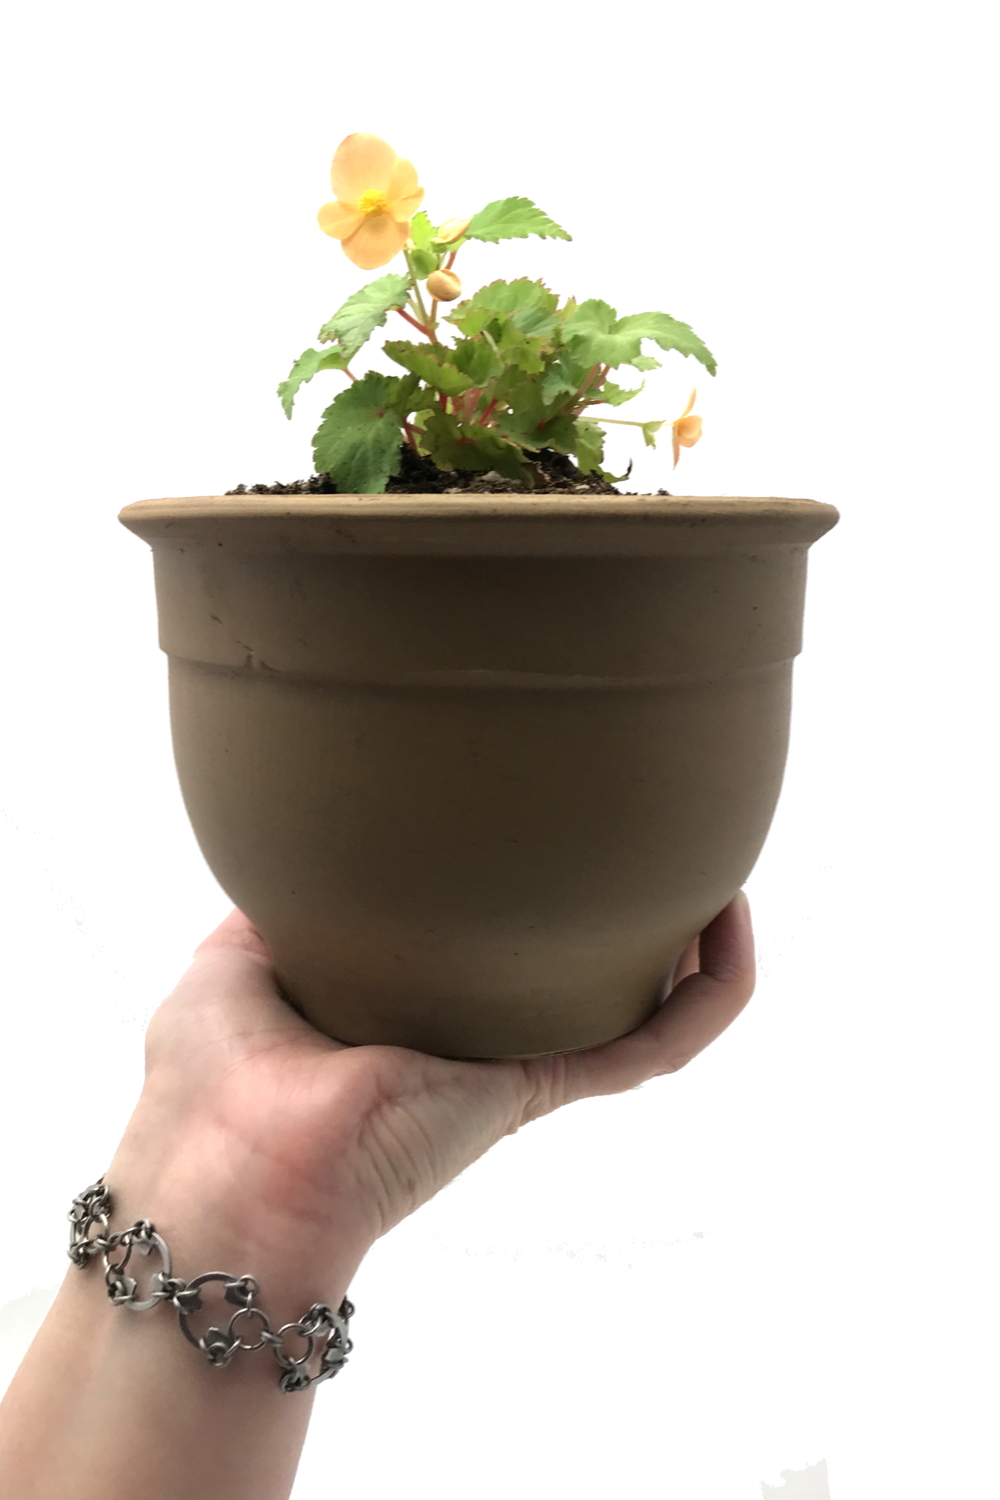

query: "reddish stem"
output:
479 396 499 428
402 419 418 450
566 363 604 416
446 250 459 270
397 307 433 338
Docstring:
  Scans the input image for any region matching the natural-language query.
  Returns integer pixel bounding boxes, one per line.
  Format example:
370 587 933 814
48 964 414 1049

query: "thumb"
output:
522 892 756 1116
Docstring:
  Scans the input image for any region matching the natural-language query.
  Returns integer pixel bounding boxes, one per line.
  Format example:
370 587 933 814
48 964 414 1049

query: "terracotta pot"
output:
119 495 838 1059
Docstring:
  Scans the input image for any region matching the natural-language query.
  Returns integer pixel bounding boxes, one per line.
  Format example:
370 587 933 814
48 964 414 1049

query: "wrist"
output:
102 1092 372 1323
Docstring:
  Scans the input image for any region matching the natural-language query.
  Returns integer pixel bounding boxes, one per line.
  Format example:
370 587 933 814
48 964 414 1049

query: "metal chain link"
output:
68 1179 354 1393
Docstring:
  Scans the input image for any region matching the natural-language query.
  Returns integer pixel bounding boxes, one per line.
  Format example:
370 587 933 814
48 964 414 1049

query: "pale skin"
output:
0 893 755 1499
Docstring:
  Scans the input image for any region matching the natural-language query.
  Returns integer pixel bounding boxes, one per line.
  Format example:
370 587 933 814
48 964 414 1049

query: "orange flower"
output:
317 133 424 270
670 388 703 467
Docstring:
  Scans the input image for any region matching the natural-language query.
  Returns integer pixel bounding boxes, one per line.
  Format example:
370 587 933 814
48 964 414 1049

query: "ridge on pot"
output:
119 493 838 1059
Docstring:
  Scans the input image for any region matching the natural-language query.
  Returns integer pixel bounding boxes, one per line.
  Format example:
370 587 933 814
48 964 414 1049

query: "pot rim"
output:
119 494 839 556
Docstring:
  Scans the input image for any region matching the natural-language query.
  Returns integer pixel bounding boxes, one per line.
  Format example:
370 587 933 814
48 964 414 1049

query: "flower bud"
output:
426 268 463 302
436 217 471 244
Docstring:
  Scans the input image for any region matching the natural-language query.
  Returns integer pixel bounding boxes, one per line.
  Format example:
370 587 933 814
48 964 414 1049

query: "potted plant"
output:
119 132 838 1060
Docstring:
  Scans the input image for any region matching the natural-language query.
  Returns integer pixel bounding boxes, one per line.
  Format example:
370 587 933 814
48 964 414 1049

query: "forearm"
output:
0 1102 370 1500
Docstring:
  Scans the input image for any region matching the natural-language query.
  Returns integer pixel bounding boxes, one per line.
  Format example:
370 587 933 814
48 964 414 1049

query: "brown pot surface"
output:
120 495 839 1058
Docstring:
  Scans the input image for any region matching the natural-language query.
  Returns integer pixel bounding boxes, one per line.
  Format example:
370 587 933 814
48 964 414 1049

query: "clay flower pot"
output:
119 494 838 1059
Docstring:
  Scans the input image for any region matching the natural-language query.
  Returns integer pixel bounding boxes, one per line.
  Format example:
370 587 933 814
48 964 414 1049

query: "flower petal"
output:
389 187 425 223
386 156 418 200
317 199 364 240
681 387 697 419
330 133 397 203
674 414 703 447
672 428 681 468
342 214 410 270
385 157 423 222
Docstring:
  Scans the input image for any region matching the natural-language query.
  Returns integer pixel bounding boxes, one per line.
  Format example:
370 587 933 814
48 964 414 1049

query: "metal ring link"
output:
278 1365 314 1394
227 1304 273 1352
201 1326 241 1367
69 1182 111 1224
177 1272 253 1365
298 1303 335 1338
100 1225 174 1312
315 1339 350 1384
266 1322 317 1375
68 1212 110 1268
223 1276 260 1308
68 1182 114 1267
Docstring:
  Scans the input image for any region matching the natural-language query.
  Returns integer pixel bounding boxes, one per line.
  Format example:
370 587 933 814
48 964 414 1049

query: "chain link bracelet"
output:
67 1179 354 1393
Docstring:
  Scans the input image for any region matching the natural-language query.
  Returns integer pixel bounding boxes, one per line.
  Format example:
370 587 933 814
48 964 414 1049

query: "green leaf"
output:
528 415 605 474
383 340 476 396
640 420 666 448
451 337 504 386
589 378 644 408
387 370 423 416
312 373 405 494
494 360 533 401
409 211 434 250
493 377 572 442
561 298 618 342
562 299 637 368
278 346 352 418
533 414 577 454
452 278 560 336
631 354 662 372
563 300 716 375
573 419 605 473
421 411 530 480
408 247 437 279
447 304 493 338
614 312 717 375
495 380 549 442
496 321 547 374
540 349 585 404
317 273 411 354
466 198 572 244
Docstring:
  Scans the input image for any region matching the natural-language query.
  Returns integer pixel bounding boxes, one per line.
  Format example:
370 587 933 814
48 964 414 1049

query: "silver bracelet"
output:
67 1179 354 1394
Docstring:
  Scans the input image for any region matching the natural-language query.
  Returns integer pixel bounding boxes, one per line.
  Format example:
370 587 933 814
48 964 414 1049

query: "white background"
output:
1 0 997 1495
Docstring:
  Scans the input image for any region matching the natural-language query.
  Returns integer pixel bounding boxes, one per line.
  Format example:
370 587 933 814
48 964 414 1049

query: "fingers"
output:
671 932 701 989
151 909 331 1057
194 908 272 962
544 892 756 1108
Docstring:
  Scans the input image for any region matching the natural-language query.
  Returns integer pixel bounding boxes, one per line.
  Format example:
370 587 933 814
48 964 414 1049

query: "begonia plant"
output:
280 132 715 492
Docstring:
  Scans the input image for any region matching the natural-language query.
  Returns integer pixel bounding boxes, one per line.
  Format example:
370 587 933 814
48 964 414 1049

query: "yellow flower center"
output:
357 189 388 217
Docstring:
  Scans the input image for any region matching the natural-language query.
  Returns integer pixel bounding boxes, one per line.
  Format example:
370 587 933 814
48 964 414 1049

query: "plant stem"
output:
479 396 499 428
404 248 438 343
562 363 603 417
402 418 418 450
397 307 432 338
595 418 661 428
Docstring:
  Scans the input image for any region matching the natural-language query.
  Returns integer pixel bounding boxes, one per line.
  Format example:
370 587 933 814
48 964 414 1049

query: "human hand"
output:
108 894 755 1272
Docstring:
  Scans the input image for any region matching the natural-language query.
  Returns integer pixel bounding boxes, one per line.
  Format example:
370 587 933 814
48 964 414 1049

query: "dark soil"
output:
227 446 669 497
